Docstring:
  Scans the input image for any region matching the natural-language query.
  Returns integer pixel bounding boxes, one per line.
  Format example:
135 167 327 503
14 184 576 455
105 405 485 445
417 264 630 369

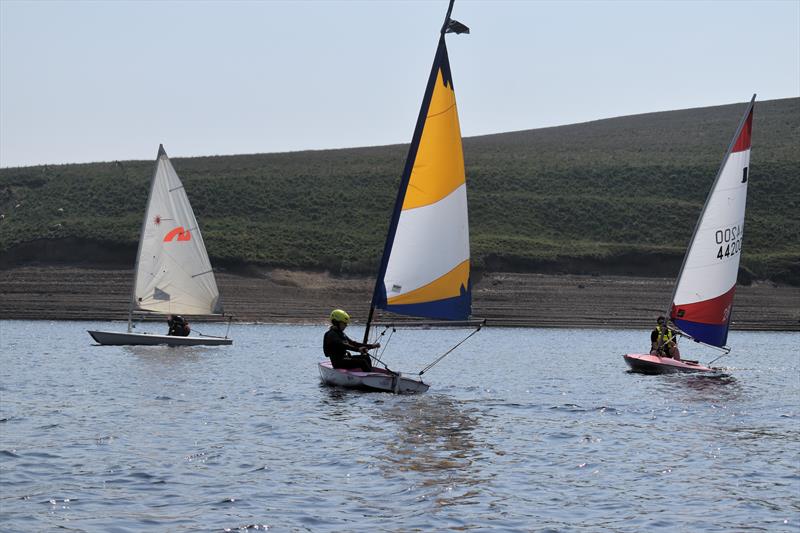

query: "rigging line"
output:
671 326 731 353
369 351 394 372
192 315 233 339
377 326 396 361
188 315 230 338
168 185 185 192
224 315 233 339
364 326 392 370
190 327 208 336
191 327 227 339
707 352 730 366
418 322 483 376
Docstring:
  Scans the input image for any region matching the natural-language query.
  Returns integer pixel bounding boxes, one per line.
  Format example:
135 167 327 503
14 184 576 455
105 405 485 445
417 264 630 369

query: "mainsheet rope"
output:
706 352 730 366
189 315 232 339
657 325 731 367
366 321 484 376
418 322 483 376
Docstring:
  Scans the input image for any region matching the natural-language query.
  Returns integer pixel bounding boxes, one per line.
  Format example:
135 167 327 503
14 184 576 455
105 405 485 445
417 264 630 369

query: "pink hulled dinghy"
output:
625 95 755 373
623 354 715 375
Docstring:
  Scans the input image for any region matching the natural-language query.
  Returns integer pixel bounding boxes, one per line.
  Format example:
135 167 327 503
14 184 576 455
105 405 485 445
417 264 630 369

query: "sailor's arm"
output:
342 336 380 352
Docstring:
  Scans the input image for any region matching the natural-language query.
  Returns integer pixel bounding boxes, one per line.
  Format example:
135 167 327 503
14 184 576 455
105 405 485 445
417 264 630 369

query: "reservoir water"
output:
1 320 798 531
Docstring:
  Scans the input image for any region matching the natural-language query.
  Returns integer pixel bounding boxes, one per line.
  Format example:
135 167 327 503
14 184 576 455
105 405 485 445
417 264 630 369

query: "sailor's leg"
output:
331 354 369 370
359 355 373 372
671 345 681 360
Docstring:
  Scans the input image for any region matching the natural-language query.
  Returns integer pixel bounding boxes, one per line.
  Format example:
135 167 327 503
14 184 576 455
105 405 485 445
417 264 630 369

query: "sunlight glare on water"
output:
0 321 798 531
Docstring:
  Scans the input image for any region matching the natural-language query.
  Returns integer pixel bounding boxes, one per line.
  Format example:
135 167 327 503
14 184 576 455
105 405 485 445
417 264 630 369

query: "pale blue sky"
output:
1 0 798 168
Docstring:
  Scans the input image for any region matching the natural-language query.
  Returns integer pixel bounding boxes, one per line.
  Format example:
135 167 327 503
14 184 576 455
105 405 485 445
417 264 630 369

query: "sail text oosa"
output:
715 225 743 260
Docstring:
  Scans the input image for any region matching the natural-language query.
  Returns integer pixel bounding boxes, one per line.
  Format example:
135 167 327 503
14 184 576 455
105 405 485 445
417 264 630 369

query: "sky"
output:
1 0 798 168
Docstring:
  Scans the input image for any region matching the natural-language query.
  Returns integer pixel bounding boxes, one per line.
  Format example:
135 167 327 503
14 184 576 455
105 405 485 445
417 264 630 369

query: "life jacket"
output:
656 325 674 344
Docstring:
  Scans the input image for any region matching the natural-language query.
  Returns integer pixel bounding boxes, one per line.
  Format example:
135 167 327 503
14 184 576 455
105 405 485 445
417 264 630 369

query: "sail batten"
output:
668 96 755 347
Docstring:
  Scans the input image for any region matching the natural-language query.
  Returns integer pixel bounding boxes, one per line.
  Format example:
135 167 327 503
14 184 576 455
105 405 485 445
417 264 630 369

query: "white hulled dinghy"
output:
318 0 479 393
624 96 755 374
88 145 232 346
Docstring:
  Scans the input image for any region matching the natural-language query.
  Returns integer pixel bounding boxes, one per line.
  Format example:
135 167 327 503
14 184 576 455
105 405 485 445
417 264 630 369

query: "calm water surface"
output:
1 320 798 532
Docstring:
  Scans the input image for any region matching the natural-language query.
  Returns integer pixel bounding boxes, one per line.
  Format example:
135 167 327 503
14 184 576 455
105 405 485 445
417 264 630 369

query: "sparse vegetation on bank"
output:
1 98 798 283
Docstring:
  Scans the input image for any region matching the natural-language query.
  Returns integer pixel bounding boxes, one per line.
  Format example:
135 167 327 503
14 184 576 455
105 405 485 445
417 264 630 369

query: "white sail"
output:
132 145 222 316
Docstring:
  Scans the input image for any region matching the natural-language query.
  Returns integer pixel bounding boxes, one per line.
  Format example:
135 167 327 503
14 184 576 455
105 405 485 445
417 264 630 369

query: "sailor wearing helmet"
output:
323 309 380 371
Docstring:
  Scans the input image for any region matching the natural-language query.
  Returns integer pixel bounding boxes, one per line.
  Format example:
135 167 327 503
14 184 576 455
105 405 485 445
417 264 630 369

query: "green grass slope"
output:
1 97 798 284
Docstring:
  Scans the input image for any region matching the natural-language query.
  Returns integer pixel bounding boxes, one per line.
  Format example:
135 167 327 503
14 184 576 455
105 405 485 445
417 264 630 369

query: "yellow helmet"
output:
330 309 350 324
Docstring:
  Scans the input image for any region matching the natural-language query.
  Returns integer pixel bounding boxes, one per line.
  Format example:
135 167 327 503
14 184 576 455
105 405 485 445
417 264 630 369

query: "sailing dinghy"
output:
88 145 232 346
624 96 755 374
318 0 477 393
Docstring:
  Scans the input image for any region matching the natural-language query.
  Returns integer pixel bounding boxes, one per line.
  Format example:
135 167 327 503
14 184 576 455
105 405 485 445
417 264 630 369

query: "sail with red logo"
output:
668 96 755 348
133 145 222 316
87 144 231 346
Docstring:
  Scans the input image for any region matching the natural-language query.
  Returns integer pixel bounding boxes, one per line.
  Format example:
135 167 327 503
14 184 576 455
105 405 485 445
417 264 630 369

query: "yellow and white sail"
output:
371 28 471 321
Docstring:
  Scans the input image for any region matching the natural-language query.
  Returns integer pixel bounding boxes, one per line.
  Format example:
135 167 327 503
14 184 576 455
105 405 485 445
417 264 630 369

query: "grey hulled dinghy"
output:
88 145 232 347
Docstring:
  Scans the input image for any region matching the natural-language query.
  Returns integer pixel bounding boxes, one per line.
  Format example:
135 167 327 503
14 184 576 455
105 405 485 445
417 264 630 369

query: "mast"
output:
128 144 165 332
363 0 466 343
662 95 756 331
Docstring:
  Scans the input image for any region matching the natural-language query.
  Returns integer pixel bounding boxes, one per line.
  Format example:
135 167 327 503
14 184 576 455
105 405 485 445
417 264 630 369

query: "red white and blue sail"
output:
370 23 471 321
669 96 755 347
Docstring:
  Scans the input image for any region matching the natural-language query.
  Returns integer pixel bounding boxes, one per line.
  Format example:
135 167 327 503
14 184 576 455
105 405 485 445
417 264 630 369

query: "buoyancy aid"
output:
656 325 674 345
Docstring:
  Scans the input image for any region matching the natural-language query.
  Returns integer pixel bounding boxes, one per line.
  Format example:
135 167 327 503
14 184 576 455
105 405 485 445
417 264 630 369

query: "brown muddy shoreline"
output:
0 266 797 331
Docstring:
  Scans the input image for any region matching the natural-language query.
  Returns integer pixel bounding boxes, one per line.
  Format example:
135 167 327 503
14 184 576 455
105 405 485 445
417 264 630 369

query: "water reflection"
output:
648 372 744 403
374 394 492 507
124 343 216 356
120 345 221 390
723 423 800 443
123 345 213 366
676 373 743 403
318 386 361 422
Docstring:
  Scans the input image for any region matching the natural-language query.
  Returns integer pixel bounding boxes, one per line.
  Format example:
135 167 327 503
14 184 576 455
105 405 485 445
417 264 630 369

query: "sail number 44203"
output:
715 225 743 260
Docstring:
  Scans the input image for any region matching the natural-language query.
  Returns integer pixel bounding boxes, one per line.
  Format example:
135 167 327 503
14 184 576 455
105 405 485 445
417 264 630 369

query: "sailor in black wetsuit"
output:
167 315 190 337
323 309 380 372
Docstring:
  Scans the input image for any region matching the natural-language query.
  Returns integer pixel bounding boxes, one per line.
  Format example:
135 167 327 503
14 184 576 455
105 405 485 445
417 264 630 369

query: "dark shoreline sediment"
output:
0 266 797 331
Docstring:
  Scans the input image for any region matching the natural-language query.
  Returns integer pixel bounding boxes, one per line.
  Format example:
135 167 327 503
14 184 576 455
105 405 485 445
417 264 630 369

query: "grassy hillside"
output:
1 97 798 284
